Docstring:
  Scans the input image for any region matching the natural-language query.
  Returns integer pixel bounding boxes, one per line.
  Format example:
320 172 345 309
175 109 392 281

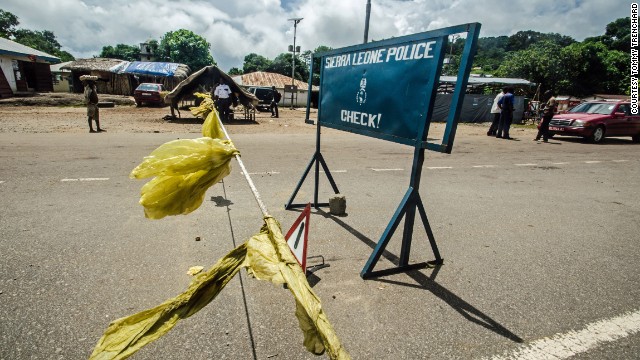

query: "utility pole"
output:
364 0 371 43
288 18 303 109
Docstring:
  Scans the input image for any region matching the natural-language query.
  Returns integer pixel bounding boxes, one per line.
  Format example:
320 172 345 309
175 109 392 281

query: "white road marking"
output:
515 163 538 166
473 165 497 168
485 309 640 360
552 162 569 165
612 160 629 163
245 171 280 175
61 178 109 182
320 170 347 173
427 166 453 170
585 161 602 164
0 181 4 184
371 168 404 171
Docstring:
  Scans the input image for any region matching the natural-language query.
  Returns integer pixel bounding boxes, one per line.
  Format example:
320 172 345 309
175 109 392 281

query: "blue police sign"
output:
316 23 480 151
318 33 446 144
290 23 482 278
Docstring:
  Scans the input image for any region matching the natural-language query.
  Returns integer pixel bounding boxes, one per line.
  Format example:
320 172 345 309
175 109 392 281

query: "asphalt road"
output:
1 128 639 359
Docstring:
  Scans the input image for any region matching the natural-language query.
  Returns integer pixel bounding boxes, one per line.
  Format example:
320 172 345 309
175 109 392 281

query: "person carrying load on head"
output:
80 75 104 133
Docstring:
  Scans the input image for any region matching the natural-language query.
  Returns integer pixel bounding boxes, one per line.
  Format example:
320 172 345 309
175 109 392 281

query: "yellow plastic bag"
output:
90 217 350 360
89 243 248 360
130 137 238 219
245 217 350 359
190 93 225 140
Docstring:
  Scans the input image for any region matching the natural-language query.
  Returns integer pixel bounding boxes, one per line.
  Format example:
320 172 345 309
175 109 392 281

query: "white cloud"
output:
1 0 630 71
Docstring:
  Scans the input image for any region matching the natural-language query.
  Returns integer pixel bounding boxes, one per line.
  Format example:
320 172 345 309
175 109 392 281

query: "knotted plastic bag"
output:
130 137 238 219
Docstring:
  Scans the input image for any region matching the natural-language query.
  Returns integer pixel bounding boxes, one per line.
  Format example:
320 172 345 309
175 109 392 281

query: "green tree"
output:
0 9 19 38
585 17 630 53
560 41 629 95
242 53 272 73
496 40 565 94
302 45 332 85
268 52 309 82
227 67 243 75
506 30 575 52
12 29 74 61
473 36 509 72
99 44 141 61
158 29 215 72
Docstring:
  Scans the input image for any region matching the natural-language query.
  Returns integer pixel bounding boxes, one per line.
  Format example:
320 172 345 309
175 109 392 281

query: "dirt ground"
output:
0 93 321 134
0 92 500 137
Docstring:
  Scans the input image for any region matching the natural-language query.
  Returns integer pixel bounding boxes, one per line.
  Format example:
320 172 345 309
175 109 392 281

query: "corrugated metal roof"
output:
50 61 73 72
232 71 318 90
440 75 534 85
0 37 60 63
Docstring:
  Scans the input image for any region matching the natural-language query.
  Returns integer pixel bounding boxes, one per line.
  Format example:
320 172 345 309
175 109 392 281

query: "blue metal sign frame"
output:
287 23 481 279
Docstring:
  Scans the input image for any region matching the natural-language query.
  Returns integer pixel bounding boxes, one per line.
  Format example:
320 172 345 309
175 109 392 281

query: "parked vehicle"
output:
246 86 273 111
544 100 640 143
133 83 166 107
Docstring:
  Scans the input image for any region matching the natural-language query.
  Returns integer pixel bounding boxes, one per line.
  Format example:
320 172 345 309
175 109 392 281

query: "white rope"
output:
217 116 270 217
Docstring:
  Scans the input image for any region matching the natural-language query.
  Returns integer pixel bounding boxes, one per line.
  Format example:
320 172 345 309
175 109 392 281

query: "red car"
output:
545 100 640 143
133 83 166 107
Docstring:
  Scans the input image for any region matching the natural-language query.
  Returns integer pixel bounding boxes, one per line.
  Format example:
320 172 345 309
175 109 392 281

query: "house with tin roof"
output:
0 37 60 98
232 71 318 108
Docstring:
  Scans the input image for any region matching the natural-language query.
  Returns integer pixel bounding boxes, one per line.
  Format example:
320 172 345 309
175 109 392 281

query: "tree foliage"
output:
12 28 74 61
228 67 243 75
0 9 18 38
584 17 630 53
269 52 310 83
158 29 215 72
99 44 141 62
242 53 272 73
0 9 74 61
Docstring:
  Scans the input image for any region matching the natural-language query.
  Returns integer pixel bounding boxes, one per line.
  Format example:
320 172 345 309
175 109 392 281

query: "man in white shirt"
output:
213 80 232 121
487 89 504 136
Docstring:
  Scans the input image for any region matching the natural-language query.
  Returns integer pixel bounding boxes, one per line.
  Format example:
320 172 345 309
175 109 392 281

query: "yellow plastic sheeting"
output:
245 217 350 359
130 138 236 179
189 92 213 119
129 138 239 219
90 217 350 360
192 96 225 140
89 243 248 360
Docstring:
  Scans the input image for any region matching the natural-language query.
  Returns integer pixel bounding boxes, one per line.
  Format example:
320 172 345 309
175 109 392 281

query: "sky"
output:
1 0 633 71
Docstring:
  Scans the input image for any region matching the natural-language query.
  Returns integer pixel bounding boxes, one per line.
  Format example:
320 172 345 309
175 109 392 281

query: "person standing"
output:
487 88 504 136
534 90 556 142
81 75 103 133
213 80 232 122
496 87 515 139
270 86 281 118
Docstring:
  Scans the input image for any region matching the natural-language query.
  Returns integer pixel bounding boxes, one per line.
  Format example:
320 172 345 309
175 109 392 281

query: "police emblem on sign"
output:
356 72 367 105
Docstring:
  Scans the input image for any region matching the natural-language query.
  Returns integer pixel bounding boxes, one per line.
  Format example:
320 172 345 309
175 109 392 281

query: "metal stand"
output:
285 120 340 209
305 255 330 275
360 141 443 278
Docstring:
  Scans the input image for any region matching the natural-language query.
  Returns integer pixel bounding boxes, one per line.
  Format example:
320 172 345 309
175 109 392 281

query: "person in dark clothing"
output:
81 75 103 133
534 90 557 142
270 86 281 118
496 86 515 139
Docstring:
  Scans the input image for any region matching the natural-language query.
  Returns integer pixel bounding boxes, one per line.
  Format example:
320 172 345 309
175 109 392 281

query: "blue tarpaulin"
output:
124 61 180 77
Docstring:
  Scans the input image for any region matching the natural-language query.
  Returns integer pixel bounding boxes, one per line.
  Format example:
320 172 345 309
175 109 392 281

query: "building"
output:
50 61 73 93
0 37 60 98
62 58 190 95
139 41 156 62
232 71 317 108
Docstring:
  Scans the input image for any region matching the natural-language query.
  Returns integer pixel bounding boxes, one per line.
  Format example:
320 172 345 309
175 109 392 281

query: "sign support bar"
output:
285 118 340 209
